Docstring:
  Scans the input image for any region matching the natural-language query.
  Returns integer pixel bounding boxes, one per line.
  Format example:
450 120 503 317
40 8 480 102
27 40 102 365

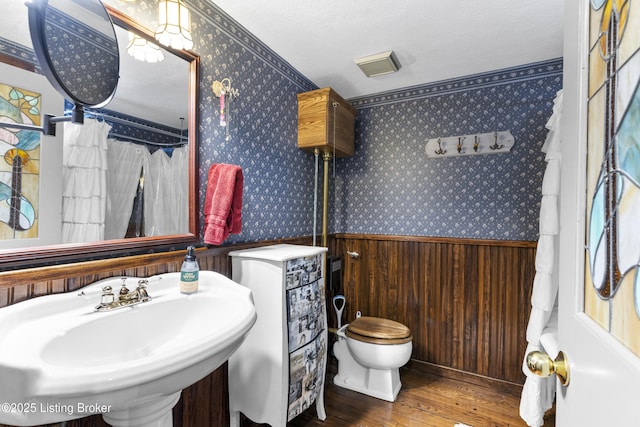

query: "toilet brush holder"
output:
333 295 345 328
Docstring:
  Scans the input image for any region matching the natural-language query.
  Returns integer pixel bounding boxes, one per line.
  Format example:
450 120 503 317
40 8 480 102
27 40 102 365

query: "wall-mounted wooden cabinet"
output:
297 88 357 158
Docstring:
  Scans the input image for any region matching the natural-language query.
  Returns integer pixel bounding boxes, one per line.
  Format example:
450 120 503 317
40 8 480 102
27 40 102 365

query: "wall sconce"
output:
212 78 239 140
127 32 165 63
154 0 194 51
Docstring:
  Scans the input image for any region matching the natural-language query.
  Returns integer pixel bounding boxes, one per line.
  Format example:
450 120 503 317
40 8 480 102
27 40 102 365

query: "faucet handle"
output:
119 277 130 296
137 279 151 301
100 286 115 305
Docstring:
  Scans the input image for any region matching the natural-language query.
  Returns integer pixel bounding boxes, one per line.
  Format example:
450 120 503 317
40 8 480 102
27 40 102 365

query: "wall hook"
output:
490 132 504 150
457 136 465 154
435 138 447 155
473 135 479 152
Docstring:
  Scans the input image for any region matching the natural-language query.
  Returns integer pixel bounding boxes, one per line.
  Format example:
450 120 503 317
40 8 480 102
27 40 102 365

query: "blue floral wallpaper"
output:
169 1 562 243
339 61 563 240
4 0 563 244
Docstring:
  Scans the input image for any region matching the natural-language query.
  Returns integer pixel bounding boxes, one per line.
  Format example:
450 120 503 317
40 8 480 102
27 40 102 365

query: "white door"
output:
557 0 640 424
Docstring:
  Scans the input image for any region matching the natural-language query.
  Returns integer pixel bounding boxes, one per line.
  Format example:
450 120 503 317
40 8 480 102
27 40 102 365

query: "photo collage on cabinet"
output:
285 254 326 420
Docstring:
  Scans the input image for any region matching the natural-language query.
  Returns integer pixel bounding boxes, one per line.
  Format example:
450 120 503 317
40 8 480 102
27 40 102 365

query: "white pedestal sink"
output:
0 271 256 427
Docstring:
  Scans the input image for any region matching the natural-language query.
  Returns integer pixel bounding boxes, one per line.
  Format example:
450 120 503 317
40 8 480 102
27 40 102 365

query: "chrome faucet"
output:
95 277 152 311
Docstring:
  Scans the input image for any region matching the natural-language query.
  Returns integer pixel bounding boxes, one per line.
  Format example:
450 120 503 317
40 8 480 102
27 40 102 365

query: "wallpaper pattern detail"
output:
182 1 562 242
182 0 562 243
336 69 562 240
3 1 563 243
350 59 563 109
0 38 38 69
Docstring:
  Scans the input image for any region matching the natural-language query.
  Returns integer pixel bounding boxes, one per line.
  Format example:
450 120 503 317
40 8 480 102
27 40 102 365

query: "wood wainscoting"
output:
329 234 537 385
0 234 536 426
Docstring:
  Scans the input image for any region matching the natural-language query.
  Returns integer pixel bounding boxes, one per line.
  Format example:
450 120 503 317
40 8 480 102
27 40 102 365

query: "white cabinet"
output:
228 244 328 427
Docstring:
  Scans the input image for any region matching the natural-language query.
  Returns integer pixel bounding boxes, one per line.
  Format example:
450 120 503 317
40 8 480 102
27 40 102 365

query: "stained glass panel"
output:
0 83 41 240
585 0 640 356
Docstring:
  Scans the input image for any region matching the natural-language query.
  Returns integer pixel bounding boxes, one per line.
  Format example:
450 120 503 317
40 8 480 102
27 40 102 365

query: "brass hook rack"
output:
425 131 515 158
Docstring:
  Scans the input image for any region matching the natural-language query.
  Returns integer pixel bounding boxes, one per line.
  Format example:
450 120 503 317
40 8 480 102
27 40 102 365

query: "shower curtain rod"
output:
108 132 187 147
66 108 188 142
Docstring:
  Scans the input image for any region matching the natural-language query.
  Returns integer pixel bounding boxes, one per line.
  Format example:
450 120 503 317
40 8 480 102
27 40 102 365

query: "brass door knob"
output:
526 350 570 386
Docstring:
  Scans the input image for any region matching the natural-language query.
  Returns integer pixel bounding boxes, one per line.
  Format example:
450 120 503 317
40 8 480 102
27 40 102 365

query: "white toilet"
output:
333 316 413 402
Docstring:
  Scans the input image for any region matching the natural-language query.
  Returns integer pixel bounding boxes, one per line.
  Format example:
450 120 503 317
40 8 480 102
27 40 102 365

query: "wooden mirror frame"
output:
0 6 200 271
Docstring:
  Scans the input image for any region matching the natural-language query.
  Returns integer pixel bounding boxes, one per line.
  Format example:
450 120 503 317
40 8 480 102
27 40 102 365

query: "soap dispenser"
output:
180 245 199 294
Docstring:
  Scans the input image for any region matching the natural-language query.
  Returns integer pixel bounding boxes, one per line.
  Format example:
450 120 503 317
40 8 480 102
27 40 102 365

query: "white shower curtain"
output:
62 119 110 243
520 89 563 427
105 142 188 239
172 145 189 233
144 146 188 236
104 139 147 240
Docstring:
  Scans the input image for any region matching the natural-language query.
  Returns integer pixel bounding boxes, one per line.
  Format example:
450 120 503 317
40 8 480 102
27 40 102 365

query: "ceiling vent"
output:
354 50 400 77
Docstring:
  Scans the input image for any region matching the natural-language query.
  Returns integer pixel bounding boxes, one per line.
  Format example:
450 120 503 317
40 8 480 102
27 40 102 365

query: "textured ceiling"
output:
210 0 565 99
2 1 565 122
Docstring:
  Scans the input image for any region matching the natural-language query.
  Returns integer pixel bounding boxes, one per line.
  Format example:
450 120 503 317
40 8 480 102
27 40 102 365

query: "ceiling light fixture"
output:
155 0 194 51
354 50 400 77
127 32 165 63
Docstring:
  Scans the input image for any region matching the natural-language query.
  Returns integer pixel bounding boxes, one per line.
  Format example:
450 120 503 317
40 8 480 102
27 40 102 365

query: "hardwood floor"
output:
241 359 555 427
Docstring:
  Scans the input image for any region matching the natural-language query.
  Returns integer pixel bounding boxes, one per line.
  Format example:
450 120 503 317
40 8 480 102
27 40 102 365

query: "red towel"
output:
204 163 243 245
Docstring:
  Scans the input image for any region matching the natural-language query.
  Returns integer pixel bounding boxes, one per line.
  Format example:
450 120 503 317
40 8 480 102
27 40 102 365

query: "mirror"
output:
0 2 199 270
28 0 119 110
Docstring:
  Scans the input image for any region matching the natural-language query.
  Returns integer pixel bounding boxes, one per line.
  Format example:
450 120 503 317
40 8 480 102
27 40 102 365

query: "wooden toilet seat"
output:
345 316 413 345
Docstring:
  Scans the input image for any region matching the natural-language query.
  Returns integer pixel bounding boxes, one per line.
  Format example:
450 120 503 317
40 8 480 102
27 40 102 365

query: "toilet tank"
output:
297 87 357 157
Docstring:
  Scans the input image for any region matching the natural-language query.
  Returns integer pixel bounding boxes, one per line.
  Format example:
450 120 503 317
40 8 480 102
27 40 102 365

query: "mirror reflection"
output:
0 1 198 267
30 0 120 108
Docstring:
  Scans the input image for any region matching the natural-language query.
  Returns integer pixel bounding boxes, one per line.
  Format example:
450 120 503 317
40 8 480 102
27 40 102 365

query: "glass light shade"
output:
127 32 165 63
155 0 194 51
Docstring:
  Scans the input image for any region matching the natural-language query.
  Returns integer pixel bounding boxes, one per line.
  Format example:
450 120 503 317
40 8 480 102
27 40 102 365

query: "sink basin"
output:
0 271 256 427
